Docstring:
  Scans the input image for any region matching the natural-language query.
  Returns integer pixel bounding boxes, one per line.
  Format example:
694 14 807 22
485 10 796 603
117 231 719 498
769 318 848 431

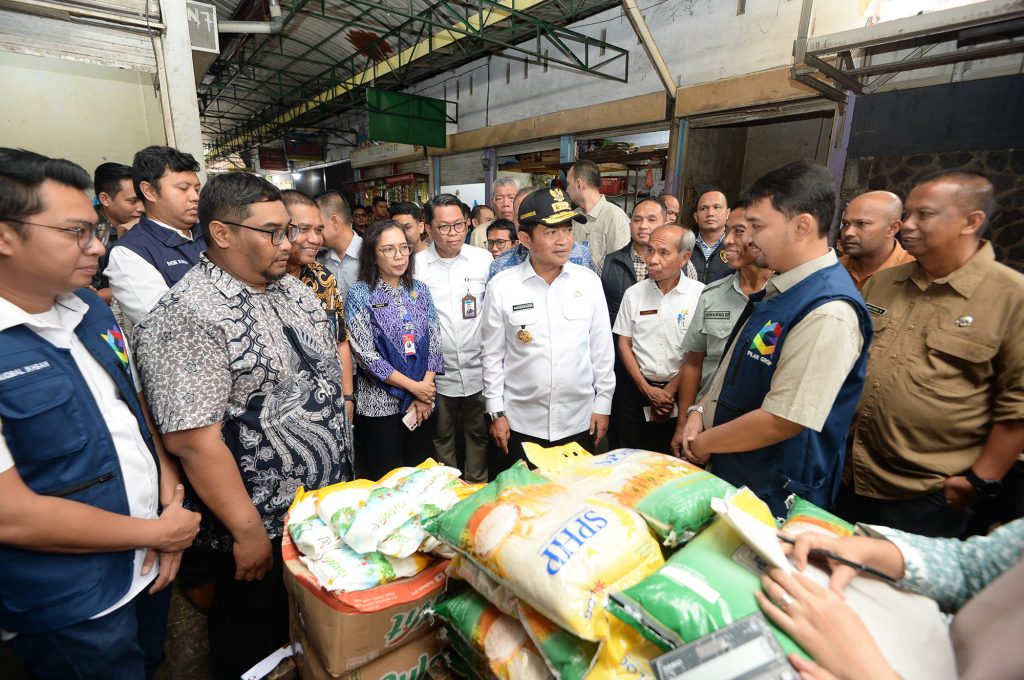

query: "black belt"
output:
646 379 669 388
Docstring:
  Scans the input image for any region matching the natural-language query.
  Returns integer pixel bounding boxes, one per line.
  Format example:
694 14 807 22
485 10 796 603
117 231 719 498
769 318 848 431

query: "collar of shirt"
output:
585 194 609 220
321 247 342 266
630 244 646 264
696 232 726 251
199 255 286 300
344 233 363 260
517 257 571 285
0 292 86 334
766 249 838 299
896 240 994 298
146 215 196 242
421 242 472 265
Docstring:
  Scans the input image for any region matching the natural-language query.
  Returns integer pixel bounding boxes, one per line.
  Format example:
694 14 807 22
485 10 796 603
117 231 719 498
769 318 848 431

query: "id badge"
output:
462 293 477 319
403 332 416 356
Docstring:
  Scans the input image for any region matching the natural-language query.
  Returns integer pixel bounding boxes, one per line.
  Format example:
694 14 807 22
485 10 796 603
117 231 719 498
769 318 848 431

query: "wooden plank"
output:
673 68 820 118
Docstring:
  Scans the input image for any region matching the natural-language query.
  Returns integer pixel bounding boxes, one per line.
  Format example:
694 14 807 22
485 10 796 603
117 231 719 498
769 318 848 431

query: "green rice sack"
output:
534 448 736 546
782 496 855 537
608 489 808 658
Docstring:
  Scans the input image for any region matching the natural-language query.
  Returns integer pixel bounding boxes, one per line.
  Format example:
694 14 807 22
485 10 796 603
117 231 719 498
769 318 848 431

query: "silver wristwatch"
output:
686 404 704 416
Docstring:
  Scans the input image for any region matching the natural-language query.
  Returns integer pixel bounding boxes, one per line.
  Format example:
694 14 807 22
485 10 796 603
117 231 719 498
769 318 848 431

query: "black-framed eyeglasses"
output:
485 238 515 249
434 220 467 235
378 244 412 258
220 220 299 245
0 217 110 249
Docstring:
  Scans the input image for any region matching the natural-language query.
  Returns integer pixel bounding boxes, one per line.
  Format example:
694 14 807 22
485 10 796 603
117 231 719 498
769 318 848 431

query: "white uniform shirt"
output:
0 294 159 625
481 260 615 440
613 275 706 382
105 217 198 325
415 243 492 397
319 232 362 302
574 195 630 275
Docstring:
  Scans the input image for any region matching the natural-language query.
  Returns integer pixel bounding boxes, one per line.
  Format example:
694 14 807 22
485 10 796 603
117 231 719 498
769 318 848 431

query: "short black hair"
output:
132 146 200 201
731 197 751 211
280 188 318 210
358 219 415 290
352 204 368 213
389 201 422 221
570 160 601 189
691 186 729 214
198 172 282 242
471 204 495 221
742 161 835 238
486 219 517 240
93 162 133 199
916 168 997 228
371 195 388 207
0 148 91 230
423 193 462 224
316 190 352 223
633 195 668 218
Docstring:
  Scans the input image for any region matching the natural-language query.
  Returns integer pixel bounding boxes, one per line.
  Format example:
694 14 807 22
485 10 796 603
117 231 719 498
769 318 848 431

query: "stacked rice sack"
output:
286 460 483 592
423 449 741 679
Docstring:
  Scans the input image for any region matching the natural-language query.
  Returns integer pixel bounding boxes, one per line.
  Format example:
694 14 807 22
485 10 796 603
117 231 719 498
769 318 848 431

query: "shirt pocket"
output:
0 367 87 462
912 328 997 396
508 306 538 329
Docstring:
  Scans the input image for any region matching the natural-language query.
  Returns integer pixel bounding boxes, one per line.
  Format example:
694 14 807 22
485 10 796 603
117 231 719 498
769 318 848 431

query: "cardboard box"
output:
294 624 444 680
282 529 449 675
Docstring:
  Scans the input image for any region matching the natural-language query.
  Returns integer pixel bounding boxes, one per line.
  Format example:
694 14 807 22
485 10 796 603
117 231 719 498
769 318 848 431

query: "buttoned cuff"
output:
593 395 613 415
485 396 504 412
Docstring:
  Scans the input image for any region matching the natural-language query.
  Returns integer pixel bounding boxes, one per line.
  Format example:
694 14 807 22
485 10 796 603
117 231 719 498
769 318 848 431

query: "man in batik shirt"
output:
134 173 353 680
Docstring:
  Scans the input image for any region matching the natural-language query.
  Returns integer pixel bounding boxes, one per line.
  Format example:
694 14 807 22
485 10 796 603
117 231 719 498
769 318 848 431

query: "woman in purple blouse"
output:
344 220 444 479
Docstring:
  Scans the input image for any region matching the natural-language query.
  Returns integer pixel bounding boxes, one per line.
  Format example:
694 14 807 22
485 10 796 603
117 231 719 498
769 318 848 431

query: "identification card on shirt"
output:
403 333 416 356
462 293 477 319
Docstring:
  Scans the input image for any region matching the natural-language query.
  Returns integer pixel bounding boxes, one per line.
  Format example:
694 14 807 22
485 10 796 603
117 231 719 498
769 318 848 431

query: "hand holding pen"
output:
775 531 905 595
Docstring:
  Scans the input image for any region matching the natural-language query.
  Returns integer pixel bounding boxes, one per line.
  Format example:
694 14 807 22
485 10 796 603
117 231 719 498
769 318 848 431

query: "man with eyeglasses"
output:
133 173 353 679
414 194 492 483
485 219 517 259
104 146 204 326
0 149 201 679
283 190 355 421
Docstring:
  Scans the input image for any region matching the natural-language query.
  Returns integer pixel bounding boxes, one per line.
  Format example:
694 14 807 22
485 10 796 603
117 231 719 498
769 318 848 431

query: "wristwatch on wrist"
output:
343 394 355 403
486 411 505 423
964 468 1001 497
686 404 704 416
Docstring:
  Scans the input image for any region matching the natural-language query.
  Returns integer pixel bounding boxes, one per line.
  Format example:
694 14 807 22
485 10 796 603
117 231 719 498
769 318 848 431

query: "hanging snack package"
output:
427 461 664 642
527 446 735 546
315 478 375 538
781 496 855 538
608 488 806 657
433 588 550 680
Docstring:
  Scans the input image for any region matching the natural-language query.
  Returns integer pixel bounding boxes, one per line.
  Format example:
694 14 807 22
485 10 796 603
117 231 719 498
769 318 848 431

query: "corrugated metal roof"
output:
200 0 626 159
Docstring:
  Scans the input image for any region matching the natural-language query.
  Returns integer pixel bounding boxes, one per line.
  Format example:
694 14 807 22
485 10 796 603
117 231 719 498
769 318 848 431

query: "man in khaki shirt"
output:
566 159 630 275
841 170 1024 537
839 190 915 290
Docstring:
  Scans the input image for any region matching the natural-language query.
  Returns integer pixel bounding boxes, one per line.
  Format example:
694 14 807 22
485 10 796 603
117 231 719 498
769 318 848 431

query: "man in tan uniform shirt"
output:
841 170 1024 537
838 190 915 290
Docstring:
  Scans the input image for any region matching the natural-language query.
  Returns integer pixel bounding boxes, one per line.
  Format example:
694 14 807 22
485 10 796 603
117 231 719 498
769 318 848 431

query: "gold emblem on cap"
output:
549 188 565 202
955 315 974 327
517 328 533 344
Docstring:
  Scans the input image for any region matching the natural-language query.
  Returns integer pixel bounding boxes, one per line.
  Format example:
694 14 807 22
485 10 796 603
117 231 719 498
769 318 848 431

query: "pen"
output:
776 533 898 584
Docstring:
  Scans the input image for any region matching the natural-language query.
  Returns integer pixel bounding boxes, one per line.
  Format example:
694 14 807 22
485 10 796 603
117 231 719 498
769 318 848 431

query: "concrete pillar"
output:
665 117 687 197
157 0 205 177
483 147 497 204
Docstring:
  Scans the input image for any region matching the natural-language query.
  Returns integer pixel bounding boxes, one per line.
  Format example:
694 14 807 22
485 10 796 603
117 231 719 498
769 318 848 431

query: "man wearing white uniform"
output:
613 225 703 453
565 159 630 275
416 194 493 482
481 188 615 470
104 146 204 326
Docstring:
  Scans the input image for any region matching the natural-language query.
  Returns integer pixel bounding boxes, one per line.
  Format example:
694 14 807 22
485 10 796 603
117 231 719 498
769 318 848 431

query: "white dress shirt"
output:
574 195 630 276
481 260 615 440
105 218 197 325
319 232 362 301
415 243 492 397
613 275 706 382
0 294 159 626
